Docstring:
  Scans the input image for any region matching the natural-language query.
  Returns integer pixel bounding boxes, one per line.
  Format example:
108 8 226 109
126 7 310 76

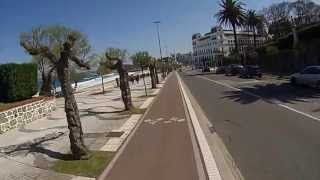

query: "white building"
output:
192 26 265 67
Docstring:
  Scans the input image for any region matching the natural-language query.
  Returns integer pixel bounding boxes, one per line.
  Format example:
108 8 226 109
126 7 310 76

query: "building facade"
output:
176 52 193 65
192 26 265 67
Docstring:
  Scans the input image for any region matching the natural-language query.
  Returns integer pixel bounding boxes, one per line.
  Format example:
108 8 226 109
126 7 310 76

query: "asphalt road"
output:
104 74 199 180
180 71 320 180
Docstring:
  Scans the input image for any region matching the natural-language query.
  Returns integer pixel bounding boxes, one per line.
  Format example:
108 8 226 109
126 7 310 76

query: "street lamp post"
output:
153 21 163 60
153 21 162 83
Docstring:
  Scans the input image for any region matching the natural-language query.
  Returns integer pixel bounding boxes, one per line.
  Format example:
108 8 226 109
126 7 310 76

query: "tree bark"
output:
161 67 166 79
39 71 53 96
118 63 133 111
21 34 90 160
149 65 157 89
56 51 89 160
154 66 159 84
141 67 148 96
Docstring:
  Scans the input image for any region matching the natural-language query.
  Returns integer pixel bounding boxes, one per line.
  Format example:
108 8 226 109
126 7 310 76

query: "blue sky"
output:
0 0 282 63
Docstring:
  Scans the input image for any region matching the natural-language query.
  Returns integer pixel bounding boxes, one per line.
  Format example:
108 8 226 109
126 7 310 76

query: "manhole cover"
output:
106 131 124 137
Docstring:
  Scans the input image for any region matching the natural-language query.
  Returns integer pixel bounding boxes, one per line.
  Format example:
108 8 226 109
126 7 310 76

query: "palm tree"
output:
246 10 261 48
216 0 246 53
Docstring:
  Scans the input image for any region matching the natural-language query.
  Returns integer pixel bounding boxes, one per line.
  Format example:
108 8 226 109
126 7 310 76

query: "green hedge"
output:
0 63 38 102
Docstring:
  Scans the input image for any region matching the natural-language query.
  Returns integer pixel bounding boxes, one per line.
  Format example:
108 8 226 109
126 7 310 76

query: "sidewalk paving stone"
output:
0 75 161 180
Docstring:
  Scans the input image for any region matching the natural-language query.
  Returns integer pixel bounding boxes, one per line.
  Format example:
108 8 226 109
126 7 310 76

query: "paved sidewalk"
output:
0 76 159 180
103 74 199 180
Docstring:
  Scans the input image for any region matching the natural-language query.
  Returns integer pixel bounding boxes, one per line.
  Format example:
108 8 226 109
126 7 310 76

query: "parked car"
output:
290 66 320 88
225 64 244 76
240 65 262 78
202 66 210 72
216 66 226 74
210 67 217 72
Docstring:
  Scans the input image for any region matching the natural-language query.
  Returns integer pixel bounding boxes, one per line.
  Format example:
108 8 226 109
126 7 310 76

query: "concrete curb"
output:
177 72 222 180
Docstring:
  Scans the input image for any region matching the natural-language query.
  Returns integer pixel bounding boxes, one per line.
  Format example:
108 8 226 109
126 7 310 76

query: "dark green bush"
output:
0 63 38 102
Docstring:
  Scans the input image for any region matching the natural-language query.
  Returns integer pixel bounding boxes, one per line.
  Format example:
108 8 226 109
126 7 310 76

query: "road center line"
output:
196 74 320 122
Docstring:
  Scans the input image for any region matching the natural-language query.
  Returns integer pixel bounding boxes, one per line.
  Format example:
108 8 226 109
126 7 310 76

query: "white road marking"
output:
278 104 320 122
198 76 240 91
177 73 222 180
237 80 264 84
72 176 95 180
170 117 178 121
144 117 186 125
197 75 320 122
177 119 186 122
144 119 152 123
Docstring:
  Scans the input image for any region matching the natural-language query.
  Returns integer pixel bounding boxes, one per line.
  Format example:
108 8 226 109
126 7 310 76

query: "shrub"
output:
0 63 38 102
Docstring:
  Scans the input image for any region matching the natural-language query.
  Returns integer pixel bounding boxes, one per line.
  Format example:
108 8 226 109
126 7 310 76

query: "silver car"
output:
290 66 320 88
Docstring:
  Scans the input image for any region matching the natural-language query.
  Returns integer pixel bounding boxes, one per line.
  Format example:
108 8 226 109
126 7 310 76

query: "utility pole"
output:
153 21 162 82
153 21 163 61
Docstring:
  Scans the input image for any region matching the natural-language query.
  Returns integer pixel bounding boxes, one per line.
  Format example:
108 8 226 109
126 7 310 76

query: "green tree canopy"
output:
132 51 152 68
216 0 246 53
216 0 246 28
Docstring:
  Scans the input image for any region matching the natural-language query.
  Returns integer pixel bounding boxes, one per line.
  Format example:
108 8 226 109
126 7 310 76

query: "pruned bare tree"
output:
20 25 91 160
102 48 133 111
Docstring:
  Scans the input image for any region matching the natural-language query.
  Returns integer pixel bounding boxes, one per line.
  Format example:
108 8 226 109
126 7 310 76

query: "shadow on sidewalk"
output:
80 105 125 115
18 126 68 133
1 132 73 161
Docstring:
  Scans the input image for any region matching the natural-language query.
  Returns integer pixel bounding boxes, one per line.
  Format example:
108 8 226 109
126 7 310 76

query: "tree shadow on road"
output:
222 83 320 105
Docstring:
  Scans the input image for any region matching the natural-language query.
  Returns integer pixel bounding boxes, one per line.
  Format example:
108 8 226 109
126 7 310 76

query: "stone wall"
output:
0 98 56 133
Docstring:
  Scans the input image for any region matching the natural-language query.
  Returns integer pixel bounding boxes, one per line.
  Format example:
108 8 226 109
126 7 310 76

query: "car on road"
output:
216 66 226 74
240 65 262 78
225 64 244 76
290 66 320 88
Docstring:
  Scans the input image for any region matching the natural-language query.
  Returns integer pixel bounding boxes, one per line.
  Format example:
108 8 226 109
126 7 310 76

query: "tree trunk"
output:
101 75 105 93
161 67 166 79
118 64 133 111
232 24 239 53
40 71 53 96
56 57 89 160
141 67 148 96
149 65 157 89
154 66 159 84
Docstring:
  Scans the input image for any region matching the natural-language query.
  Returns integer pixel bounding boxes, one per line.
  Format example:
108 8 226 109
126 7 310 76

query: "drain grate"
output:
84 132 109 138
106 131 124 137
